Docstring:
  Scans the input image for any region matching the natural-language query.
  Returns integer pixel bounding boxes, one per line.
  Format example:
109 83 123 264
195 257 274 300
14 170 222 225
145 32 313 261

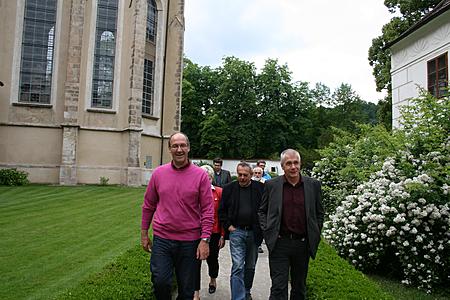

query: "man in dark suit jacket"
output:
258 149 324 300
212 157 232 187
219 161 264 300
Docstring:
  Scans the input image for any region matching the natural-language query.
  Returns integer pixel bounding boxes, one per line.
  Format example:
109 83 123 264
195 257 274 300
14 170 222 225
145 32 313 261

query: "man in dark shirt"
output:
212 157 232 187
258 149 324 300
219 162 264 300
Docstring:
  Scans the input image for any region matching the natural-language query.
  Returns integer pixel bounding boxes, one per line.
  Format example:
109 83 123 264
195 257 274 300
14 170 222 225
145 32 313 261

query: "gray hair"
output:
236 161 253 174
200 164 214 180
280 149 301 166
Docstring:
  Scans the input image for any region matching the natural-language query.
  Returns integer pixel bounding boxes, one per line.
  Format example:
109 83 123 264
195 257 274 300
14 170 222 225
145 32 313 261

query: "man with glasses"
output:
141 132 214 299
212 157 232 187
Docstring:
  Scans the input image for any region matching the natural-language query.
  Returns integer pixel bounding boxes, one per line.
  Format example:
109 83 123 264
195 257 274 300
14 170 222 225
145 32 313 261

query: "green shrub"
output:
57 245 154 299
0 168 29 186
99 176 110 186
320 92 450 292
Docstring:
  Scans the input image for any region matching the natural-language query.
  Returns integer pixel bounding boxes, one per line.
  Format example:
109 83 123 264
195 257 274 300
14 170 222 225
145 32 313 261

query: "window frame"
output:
427 52 448 98
91 0 119 109
17 0 58 105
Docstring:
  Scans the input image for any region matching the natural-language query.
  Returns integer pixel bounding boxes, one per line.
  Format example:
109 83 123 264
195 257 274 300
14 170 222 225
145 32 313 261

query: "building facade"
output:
0 0 185 186
390 0 449 127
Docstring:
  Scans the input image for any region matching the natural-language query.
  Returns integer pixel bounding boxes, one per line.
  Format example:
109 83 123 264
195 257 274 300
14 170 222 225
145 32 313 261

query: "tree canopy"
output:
181 57 380 167
367 0 441 129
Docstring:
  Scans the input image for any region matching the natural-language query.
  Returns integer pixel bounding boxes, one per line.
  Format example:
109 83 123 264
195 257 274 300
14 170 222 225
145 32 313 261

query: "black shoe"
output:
208 284 216 294
258 246 264 253
246 294 253 300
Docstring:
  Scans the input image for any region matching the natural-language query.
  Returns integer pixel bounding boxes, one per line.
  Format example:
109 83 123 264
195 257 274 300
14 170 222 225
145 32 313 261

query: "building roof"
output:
387 0 450 48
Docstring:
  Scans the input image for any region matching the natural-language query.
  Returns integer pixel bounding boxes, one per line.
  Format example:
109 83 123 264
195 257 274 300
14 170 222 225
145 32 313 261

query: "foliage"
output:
182 57 380 160
0 168 29 186
57 245 154 299
319 92 450 292
368 1 441 125
312 125 401 212
99 176 110 185
0 185 145 299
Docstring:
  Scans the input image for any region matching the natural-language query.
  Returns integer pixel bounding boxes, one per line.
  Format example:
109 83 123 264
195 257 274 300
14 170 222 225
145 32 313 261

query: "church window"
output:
19 0 57 104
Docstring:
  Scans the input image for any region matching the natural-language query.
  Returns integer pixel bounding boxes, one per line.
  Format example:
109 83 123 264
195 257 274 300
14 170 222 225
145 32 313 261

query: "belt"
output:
237 225 252 230
279 232 306 241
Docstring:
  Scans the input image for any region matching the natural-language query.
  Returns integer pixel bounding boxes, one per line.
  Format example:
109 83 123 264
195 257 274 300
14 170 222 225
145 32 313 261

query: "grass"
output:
368 274 450 300
308 241 393 299
0 185 145 300
56 245 154 299
1 185 448 299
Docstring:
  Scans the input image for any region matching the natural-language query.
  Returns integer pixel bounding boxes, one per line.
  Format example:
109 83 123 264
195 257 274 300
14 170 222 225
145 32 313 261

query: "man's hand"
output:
141 230 153 252
218 236 225 249
197 240 210 260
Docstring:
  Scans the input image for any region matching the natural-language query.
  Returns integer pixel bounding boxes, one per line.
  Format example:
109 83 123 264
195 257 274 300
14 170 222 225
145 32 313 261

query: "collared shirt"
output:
281 175 306 236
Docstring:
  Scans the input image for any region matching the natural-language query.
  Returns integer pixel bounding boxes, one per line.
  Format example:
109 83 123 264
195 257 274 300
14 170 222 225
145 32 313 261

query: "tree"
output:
215 57 259 158
368 1 440 128
255 59 295 157
181 58 219 157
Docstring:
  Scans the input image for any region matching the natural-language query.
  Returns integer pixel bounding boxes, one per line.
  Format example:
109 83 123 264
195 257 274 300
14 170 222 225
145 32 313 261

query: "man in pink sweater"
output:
141 132 214 299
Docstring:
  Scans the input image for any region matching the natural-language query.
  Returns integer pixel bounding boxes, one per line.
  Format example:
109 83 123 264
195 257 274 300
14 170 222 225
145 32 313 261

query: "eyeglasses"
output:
170 143 188 150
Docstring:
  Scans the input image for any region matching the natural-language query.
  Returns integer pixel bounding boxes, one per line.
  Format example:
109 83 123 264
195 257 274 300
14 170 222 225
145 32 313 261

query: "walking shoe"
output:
258 246 264 253
208 284 216 294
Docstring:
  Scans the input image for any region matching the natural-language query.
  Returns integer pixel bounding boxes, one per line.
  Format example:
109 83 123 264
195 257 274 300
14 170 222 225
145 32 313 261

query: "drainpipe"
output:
159 0 170 165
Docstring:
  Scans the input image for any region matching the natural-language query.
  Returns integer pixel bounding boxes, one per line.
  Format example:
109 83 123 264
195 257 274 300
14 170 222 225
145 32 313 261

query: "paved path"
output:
172 242 271 299
197 243 271 300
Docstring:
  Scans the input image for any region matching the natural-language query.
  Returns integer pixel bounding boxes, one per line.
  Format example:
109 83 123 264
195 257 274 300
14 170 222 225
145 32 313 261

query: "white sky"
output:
184 0 394 103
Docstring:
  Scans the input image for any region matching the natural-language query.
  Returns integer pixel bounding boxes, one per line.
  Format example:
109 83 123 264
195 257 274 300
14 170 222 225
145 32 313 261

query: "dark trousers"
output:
268 237 310 300
150 235 199 300
194 233 221 290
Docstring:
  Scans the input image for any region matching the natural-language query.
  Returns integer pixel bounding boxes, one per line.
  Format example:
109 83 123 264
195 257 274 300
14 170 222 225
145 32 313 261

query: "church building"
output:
0 0 185 186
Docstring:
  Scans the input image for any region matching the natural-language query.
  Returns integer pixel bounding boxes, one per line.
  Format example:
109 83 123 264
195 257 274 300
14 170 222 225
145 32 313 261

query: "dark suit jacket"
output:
218 180 264 245
258 175 324 259
213 169 232 187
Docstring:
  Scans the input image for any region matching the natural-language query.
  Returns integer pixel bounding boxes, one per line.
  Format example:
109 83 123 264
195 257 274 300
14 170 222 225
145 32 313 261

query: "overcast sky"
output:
184 0 394 104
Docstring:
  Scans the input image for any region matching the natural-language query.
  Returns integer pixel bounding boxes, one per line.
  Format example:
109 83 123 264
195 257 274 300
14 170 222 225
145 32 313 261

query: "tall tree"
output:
214 57 259 158
368 1 441 128
256 59 295 157
181 58 219 156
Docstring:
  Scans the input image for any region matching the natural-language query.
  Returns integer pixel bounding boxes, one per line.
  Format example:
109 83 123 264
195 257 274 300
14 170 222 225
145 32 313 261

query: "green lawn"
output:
1 186 448 299
0 185 145 300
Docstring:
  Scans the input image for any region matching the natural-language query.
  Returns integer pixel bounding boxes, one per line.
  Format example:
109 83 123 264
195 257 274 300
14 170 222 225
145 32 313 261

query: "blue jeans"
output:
150 235 199 300
229 228 258 300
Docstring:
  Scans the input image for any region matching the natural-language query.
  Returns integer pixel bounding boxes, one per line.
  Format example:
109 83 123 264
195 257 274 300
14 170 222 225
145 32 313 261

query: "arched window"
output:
92 0 118 109
19 0 57 103
146 0 157 43
143 0 157 115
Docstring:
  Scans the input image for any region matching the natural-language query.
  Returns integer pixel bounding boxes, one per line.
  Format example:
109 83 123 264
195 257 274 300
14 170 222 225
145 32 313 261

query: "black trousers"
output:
150 236 199 300
268 237 310 300
194 233 221 290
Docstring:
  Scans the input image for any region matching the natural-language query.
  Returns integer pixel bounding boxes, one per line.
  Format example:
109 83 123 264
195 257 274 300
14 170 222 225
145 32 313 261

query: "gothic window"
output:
142 59 154 115
19 0 57 104
427 52 448 98
146 0 157 43
92 0 118 108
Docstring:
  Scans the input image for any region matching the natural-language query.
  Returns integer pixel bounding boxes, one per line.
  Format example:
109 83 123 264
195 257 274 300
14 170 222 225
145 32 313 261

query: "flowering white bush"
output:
317 92 450 292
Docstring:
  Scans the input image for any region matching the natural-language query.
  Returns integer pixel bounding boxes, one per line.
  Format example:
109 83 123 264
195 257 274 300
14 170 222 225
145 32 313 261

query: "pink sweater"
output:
141 163 214 241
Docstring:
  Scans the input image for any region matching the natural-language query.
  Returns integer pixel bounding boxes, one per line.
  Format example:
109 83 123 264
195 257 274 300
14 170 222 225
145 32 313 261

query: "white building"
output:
389 0 450 127
192 159 283 177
